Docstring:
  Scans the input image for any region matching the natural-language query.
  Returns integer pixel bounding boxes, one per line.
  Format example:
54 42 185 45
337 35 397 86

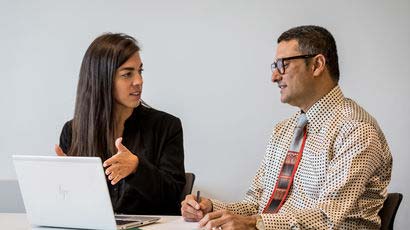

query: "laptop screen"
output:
12 155 161 229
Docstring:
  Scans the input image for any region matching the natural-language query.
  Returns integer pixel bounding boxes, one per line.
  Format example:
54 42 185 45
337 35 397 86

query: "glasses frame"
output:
271 54 318 74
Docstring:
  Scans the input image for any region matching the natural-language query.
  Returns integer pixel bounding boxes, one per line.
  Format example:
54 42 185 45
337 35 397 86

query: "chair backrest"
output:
379 193 403 230
180 172 195 201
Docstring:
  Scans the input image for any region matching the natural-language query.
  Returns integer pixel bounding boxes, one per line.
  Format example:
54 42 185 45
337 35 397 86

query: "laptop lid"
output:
12 155 158 230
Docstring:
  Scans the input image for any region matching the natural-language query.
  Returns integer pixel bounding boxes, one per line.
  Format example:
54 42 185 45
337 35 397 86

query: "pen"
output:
196 190 201 203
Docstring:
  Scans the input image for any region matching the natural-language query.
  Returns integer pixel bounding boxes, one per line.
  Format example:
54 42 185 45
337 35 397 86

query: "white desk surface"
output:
0 213 200 230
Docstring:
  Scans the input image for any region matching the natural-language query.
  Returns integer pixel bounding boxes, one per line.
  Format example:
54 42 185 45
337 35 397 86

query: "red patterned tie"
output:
263 113 308 213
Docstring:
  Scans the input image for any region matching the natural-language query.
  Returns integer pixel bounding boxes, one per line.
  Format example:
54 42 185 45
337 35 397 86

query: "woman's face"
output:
113 52 143 112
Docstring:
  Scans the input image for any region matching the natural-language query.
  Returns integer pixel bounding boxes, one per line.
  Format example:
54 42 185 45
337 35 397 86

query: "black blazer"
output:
59 105 186 215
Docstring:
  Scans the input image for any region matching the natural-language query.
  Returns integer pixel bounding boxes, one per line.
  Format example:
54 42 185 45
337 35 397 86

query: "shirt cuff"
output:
210 199 228 211
260 213 295 230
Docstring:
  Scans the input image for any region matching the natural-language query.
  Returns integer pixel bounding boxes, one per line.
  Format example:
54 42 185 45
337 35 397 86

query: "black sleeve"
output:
59 121 72 154
124 117 186 214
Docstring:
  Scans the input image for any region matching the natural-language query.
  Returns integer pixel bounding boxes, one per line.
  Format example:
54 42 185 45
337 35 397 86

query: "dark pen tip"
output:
196 190 201 203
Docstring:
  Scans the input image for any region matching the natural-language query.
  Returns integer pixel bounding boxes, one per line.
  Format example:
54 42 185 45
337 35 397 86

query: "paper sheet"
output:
141 217 200 230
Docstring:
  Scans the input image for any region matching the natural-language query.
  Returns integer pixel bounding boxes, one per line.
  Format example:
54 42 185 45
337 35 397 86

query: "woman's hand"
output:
103 137 139 185
54 144 66 156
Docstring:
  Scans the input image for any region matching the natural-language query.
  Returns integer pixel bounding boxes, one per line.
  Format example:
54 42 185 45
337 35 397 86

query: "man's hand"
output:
54 144 66 156
198 210 257 230
103 137 139 185
181 194 213 222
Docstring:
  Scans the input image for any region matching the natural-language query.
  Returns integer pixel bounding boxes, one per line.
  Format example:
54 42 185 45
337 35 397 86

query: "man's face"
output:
271 40 315 110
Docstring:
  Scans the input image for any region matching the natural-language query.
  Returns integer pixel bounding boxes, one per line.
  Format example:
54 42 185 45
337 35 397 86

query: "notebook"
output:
12 155 160 230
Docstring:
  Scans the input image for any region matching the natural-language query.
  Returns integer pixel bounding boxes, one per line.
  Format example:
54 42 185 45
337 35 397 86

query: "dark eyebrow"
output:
118 63 143 72
118 67 135 72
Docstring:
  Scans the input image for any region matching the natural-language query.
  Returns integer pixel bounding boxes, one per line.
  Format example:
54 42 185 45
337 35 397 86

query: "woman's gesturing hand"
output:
103 137 139 185
54 144 66 156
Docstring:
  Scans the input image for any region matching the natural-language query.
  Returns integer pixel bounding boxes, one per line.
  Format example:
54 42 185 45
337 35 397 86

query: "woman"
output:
55 33 186 215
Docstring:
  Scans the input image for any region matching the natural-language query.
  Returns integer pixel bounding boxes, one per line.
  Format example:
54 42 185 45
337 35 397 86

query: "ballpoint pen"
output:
196 190 201 203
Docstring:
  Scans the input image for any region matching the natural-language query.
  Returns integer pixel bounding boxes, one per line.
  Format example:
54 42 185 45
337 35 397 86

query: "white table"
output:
0 213 199 230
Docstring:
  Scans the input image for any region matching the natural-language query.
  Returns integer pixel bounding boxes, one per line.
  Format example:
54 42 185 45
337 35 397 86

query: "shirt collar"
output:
305 85 344 134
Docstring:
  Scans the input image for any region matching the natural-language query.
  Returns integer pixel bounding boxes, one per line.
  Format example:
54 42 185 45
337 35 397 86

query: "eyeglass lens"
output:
271 59 284 74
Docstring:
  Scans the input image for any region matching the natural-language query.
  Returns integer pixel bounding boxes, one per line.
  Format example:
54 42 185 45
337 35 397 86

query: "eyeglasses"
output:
271 54 318 74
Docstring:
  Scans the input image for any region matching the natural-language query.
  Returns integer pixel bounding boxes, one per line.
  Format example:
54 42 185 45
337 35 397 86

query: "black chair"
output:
379 193 403 230
180 172 195 201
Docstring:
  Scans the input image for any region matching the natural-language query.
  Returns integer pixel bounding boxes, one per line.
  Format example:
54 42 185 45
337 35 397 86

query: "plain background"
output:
0 0 409 228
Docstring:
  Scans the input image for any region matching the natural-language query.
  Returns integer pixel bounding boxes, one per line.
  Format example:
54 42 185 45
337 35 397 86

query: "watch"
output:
255 215 265 230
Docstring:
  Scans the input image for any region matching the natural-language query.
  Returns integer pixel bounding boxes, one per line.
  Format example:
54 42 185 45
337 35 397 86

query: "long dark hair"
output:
69 33 140 160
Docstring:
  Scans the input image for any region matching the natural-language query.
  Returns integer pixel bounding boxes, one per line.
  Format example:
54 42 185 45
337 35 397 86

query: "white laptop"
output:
12 155 160 230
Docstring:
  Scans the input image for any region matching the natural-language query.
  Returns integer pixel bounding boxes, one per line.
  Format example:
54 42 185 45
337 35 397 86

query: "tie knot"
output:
296 113 308 128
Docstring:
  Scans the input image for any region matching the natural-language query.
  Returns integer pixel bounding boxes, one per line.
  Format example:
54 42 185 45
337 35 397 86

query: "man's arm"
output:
180 160 265 222
210 135 274 216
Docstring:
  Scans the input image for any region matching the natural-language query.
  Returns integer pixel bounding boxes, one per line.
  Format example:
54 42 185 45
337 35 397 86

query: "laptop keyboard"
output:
115 215 157 221
115 219 141 225
114 215 160 227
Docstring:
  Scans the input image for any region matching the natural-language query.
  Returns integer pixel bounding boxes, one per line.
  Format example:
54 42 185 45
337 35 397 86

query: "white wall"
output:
1 0 409 228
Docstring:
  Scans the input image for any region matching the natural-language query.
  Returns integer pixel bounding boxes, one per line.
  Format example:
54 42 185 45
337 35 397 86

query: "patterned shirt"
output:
212 86 392 229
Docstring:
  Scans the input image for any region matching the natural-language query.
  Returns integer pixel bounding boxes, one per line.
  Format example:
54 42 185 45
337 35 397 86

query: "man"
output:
181 25 392 229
